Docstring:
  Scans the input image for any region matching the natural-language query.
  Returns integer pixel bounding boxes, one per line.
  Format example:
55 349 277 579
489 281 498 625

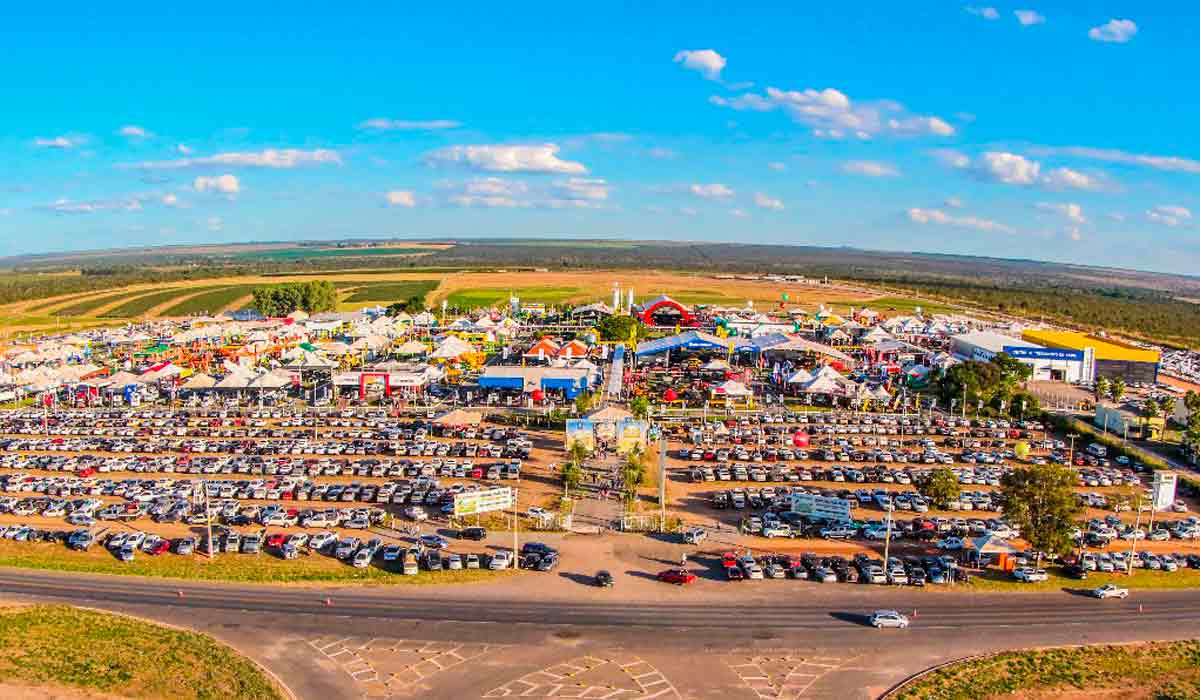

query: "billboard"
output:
564 419 596 452
615 418 649 454
1002 346 1085 362
1152 472 1178 512
453 486 515 517
790 493 852 522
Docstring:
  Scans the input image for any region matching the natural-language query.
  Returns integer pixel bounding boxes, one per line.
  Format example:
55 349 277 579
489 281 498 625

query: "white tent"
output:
712 380 752 397
430 336 474 360
395 340 429 356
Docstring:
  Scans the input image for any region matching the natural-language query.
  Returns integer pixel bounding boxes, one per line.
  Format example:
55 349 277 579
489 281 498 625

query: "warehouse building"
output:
1021 330 1159 385
950 331 1091 383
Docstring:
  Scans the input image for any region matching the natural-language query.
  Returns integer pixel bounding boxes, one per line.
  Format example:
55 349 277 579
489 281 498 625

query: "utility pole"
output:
1068 432 1078 466
882 509 894 576
1127 495 1142 574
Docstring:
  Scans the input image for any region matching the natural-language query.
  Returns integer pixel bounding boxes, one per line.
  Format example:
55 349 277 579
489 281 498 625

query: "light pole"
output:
1068 432 1078 466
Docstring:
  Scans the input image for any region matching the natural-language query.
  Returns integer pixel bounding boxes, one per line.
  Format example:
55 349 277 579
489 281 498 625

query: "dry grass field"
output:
0 267 920 337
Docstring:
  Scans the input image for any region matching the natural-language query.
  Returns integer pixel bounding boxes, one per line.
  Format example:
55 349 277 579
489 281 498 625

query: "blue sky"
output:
1 2 1197 273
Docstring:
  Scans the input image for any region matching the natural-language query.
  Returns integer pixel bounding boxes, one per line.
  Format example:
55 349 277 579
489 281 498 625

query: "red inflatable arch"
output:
638 296 697 327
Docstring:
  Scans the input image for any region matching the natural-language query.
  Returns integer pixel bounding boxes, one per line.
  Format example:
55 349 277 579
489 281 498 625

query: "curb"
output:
877 653 986 699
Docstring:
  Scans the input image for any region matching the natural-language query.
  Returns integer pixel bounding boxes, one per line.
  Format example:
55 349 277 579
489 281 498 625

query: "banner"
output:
565 419 596 452
453 486 515 517
615 417 649 454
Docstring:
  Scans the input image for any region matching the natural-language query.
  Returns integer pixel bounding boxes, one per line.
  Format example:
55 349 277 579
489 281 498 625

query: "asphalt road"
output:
4 568 1199 700
3 567 1200 631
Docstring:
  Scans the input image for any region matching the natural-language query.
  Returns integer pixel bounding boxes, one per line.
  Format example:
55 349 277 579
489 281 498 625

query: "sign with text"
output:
453 486 514 517
1152 472 1178 512
790 493 852 523
1002 346 1085 362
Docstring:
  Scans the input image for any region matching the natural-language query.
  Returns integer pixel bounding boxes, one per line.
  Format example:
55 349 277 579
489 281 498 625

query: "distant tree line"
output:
251 281 337 316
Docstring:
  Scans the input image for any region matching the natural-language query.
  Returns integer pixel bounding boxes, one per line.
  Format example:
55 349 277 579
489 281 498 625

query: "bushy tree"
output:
1109 378 1126 403
1000 463 1082 565
596 314 643 342
915 468 961 509
252 281 337 316
629 395 650 420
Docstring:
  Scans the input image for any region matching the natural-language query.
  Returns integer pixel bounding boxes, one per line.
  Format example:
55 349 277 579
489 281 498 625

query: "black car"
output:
1063 564 1089 579
521 542 556 557
594 570 614 587
458 527 487 541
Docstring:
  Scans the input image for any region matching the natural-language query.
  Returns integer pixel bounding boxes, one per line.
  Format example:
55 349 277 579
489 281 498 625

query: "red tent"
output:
663 388 678 402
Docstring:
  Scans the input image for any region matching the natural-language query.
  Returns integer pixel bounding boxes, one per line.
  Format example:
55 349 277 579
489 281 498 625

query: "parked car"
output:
657 569 697 585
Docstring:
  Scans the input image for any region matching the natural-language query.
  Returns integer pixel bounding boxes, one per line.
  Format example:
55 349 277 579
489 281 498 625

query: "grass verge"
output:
965 565 1200 592
893 639 1200 700
447 286 580 308
0 604 285 700
0 540 511 586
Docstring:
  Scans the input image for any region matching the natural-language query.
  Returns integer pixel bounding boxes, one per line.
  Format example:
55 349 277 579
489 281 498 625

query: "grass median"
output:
0 604 285 700
0 540 512 586
893 639 1200 700
964 564 1200 592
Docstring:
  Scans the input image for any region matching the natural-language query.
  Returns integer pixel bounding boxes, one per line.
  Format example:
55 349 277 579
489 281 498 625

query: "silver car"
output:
869 610 910 629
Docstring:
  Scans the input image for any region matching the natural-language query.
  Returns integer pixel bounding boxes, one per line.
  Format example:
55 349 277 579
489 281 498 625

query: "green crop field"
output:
448 286 580 308
343 280 440 303
865 296 958 315
102 286 224 318
53 290 139 316
161 285 259 316
0 605 284 700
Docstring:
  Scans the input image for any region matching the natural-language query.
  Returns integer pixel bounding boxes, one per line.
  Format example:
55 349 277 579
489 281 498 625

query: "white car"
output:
869 610 910 629
1012 568 1048 582
937 537 965 550
1090 584 1129 599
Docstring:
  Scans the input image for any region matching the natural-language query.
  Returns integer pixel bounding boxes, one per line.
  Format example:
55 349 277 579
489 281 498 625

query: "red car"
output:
657 569 697 585
147 539 170 555
265 533 287 549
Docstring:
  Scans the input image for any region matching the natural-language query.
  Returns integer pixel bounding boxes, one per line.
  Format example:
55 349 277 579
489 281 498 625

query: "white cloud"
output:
1031 146 1200 175
385 190 417 207
207 216 223 232
358 118 461 131
679 207 698 216
1014 9 1045 25
842 160 900 178
40 196 145 214
176 144 194 155
729 208 749 218
118 125 153 139
131 148 341 170
555 177 610 202
945 196 965 209
689 183 734 199
767 161 787 172
646 147 677 160
965 6 1000 20
1036 202 1086 223
908 207 1016 234
462 177 528 197
1089 19 1137 43
425 144 586 174
193 174 241 195
161 193 185 208
1107 212 1127 222
33 135 86 149
442 176 607 209
1041 167 1101 191
711 86 954 139
753 192 784 211
673 49 726 80
1066 226 1082 241
979 152 1041 185
1146 205 1193 228
931 149 971 169
960 151 1104 190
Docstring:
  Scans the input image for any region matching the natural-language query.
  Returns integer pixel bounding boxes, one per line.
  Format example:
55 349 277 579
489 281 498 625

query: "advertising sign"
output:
453 486 515 517
1002 346 1085 362
615 418 649 454
790 493 852 522
564 419 596 452
1152 472 1178 512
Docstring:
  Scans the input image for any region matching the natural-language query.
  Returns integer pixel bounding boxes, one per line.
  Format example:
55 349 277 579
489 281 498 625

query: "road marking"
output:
485 652 681 699
309 635 498 698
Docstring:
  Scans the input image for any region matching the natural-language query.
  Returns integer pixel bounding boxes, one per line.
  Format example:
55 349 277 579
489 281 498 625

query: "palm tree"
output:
1095 376 1110 401
1109 378 1126 403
